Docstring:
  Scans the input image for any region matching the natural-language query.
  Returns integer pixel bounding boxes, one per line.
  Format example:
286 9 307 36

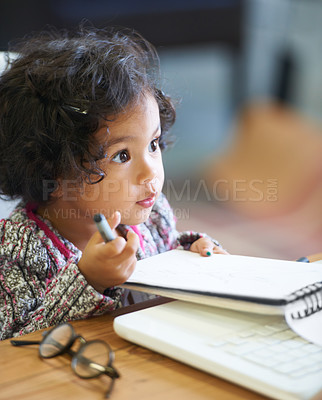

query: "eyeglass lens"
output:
40 323 74 358
72 341 111 378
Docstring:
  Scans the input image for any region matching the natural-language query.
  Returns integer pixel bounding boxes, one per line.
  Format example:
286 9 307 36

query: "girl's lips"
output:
136 194 156 208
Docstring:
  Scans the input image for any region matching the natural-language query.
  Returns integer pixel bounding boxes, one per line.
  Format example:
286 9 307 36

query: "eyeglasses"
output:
10 323 120 398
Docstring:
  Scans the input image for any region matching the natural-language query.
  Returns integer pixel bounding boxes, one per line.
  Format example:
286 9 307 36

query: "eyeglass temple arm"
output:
105 377 115 399
10 340 41 346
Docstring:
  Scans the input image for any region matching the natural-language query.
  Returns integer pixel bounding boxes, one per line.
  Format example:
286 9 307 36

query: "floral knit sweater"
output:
0 193 212 340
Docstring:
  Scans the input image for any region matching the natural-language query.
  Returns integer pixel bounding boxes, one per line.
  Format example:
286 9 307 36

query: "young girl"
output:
0 26 227 340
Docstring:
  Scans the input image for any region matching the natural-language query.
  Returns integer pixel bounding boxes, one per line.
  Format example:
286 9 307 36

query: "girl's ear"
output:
47 178 64 199
48 177 82 201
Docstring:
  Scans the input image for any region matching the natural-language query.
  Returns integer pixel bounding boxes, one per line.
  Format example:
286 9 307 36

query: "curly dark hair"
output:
0 25 176 204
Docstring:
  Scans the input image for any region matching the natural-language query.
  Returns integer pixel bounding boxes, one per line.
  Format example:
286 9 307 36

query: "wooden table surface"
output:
0 298 273 400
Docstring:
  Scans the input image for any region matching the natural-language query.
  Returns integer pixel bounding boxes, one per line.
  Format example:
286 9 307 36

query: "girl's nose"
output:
137 158 157 185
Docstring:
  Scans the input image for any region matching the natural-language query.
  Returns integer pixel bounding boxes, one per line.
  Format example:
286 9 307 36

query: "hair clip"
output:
66 105 88 115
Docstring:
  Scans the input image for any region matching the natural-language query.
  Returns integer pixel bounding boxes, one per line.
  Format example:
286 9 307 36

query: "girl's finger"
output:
201 246 213 257
213 246 229 255
107 211 121 232
119 231 139 261
196 238 214 257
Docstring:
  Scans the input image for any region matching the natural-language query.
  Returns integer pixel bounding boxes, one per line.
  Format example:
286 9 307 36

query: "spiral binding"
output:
287 282 322 319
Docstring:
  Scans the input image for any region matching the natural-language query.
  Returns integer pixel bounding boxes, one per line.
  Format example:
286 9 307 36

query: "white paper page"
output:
127 250 322 302
285 302 322 346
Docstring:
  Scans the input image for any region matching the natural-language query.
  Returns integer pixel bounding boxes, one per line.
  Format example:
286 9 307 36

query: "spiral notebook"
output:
123 250 322 345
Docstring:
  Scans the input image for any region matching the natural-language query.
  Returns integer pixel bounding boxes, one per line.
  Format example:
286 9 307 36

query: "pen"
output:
296 256 310 263
93 213 116 243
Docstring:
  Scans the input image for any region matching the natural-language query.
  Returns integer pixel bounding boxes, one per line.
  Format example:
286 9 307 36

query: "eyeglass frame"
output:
10 322 120 398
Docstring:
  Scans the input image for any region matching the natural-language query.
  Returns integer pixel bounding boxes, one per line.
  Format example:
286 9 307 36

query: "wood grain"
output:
0 300 271 400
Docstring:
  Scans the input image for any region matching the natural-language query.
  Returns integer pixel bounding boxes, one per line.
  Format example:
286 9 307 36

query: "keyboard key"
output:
244 353 280 368
311 352 322 361
265 323 287 332
302 344 322 354
282 339 305 349
253 326 278 336
258 336 281 345
207 339 226 347
227 342 264 356
288 348 310 358
226 335 248 345
296 357 317 367
304 364 322 374
290 364 321 378
238 329 257 338
272 331 297 340
268 343 288 353
290 369 312 378
274 362 302 374
251 348 275 358
271 352 296 363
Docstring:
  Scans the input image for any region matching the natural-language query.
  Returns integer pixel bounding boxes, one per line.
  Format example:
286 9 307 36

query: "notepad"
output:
123 250 322 312
122 250 322 345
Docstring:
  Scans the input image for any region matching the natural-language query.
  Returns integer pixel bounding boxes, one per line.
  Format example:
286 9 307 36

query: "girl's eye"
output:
149 138 160 153
112 150 130 164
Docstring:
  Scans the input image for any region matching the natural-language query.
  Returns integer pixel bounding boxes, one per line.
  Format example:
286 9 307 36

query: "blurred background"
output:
1 0 322 260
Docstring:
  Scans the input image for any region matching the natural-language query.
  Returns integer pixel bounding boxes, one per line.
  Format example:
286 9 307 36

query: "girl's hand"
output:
77 212 139 293
190 237 229 257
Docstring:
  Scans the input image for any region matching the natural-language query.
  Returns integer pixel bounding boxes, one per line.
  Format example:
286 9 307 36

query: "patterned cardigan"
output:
0 193 211 340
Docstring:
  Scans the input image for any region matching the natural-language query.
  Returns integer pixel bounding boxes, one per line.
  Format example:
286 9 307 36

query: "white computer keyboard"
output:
114 301 322 400
209 319 322 378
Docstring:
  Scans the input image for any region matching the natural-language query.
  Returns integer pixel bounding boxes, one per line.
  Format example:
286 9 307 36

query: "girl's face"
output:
76 93 164 226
